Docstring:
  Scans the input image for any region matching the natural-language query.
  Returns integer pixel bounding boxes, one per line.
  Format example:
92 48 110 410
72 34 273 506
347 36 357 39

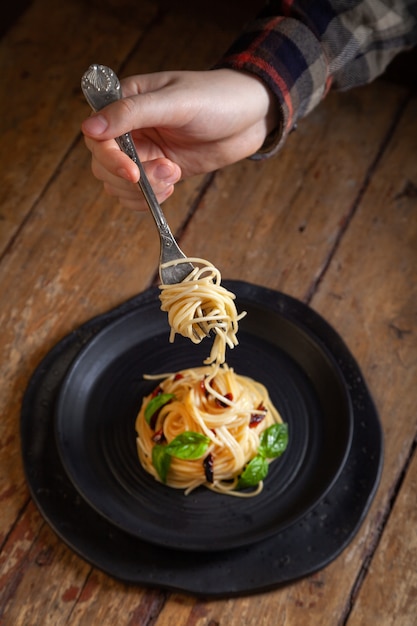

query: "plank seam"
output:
340 432 417 625
303 86 415 306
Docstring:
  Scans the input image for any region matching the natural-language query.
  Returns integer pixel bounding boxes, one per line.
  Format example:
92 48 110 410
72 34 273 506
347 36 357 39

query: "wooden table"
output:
1 1 416 624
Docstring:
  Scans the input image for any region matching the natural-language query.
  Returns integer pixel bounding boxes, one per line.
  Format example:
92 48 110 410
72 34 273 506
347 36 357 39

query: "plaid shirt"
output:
216 0 417 157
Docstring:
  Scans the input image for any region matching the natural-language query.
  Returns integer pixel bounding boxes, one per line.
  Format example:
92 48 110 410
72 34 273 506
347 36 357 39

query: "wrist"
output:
211 67 282 152
232 69 283 156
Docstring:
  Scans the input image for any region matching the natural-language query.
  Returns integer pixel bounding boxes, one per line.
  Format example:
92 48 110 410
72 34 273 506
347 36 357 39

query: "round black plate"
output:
21 282 383 595
54 284 352 551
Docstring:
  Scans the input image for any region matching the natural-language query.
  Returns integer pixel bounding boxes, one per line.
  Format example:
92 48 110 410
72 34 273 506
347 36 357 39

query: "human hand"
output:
81 69 278 210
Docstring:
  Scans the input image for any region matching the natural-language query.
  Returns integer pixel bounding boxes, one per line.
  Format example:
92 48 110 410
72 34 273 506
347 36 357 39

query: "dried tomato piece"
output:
250 404 267 428
152 429 166 444
215 392 233 408
249 413 265 428
151 385 163 398
203 453 214 483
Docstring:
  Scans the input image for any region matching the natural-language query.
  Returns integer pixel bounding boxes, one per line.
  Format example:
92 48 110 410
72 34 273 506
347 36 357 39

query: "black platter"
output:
21 281 383 596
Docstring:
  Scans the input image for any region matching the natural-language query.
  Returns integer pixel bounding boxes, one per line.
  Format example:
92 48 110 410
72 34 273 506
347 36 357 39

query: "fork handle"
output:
81 64 172 238
114 133 171 235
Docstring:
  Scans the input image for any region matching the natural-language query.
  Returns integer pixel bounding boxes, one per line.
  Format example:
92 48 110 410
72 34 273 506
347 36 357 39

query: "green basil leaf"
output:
165 432 210 460
237 454 269 490
259 423 288 458
144 393 175 425
152 444 171 483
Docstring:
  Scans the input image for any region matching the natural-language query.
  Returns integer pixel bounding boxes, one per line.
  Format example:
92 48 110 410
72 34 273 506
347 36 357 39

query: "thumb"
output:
81 90 171 141
81 70 185 140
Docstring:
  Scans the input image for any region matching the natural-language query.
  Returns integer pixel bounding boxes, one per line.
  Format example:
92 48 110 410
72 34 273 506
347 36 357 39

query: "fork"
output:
81 64 194 285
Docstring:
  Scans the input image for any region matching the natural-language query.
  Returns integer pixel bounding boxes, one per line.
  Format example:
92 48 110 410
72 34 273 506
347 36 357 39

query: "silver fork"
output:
81 64 194 285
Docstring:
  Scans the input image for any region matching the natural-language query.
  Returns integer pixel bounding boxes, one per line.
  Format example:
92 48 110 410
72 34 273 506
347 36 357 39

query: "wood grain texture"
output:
0 1 416 624
0 0 257 551
175 82 408 299
0 0 157 256
346 450 417 626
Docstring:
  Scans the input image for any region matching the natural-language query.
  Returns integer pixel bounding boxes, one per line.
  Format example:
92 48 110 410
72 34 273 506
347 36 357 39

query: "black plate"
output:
21 282 383 595
54 285 353 551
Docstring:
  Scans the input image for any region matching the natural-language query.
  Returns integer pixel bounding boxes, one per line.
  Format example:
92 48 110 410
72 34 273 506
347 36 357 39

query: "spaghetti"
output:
158 258 246 366
135 364 288 497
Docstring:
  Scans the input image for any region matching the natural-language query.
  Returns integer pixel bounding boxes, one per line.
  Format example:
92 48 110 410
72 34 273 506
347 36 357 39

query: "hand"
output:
81 68 279 210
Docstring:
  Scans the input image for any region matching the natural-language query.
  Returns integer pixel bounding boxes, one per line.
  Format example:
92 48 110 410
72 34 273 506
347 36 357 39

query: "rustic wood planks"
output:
0 1 416 625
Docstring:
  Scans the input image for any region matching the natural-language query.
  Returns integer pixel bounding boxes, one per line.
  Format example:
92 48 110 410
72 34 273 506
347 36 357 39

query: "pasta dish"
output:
135 257 288 497
135 364 288 497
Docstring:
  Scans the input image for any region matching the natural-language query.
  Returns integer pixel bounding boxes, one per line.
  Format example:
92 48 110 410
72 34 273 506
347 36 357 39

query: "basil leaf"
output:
259 423 288 458
237 455 269 490
144 393 175 425
152 444 171 483
165 432 210 460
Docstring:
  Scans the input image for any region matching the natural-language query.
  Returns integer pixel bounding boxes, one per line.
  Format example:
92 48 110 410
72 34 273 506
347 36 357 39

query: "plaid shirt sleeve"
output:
215 0 417 157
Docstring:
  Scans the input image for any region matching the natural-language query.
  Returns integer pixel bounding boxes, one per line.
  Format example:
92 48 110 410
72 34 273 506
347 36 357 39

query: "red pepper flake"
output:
152 429 166 444
203 453 214 483
173 373 184 381
215 392 233 408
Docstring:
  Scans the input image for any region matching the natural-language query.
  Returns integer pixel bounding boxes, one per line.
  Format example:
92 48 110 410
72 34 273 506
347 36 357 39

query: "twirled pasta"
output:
135 364 287 497
158 258 246 366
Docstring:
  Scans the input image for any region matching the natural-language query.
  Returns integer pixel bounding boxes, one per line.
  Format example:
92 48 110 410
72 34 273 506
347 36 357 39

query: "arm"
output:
81 1 417 208
216 0 417 157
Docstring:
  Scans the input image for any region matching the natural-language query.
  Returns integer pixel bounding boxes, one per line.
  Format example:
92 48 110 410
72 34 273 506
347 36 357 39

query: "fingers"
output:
92 155 181 210
83 134 139 181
